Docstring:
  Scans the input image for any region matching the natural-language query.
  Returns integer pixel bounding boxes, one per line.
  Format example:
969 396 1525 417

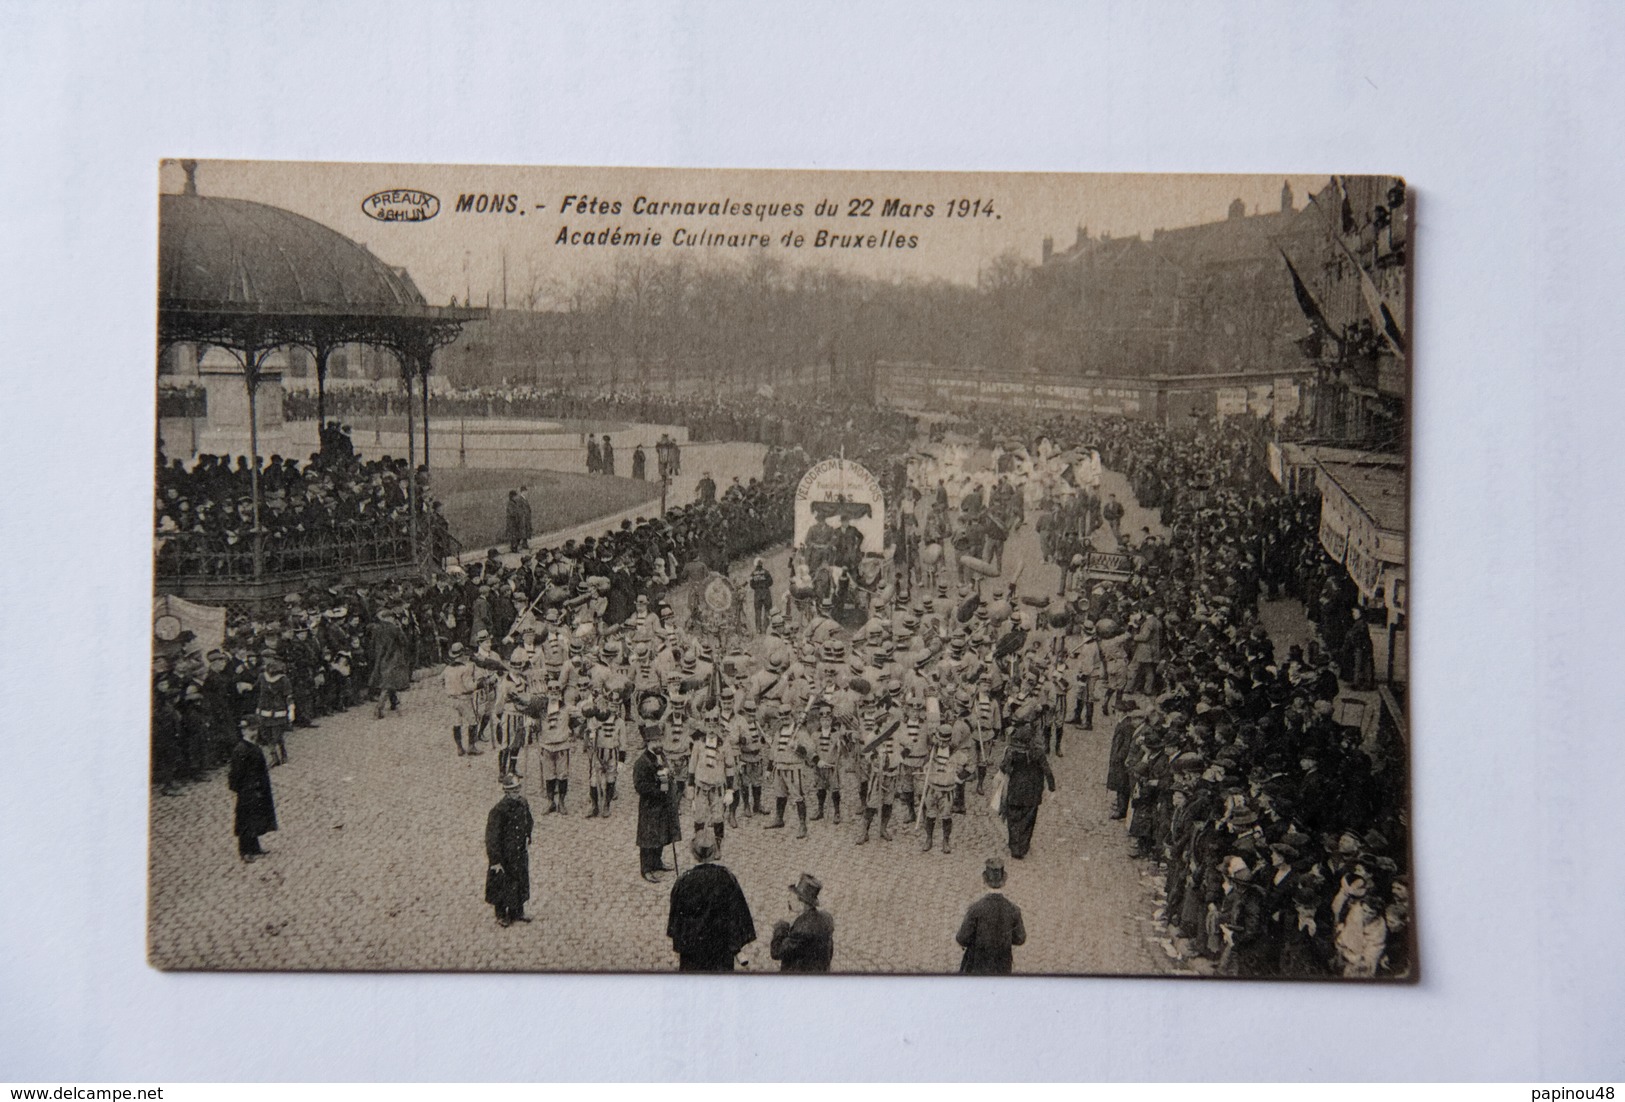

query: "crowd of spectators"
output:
151 396 915 790
284 384 917 452
1014 415 1407 977
154 425 425 578
157 386 1408 978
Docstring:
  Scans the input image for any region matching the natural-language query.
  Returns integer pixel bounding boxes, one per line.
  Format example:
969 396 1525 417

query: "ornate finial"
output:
181 159 199 196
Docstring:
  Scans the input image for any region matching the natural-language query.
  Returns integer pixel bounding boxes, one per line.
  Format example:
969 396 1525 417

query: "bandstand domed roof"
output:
159 193 426 314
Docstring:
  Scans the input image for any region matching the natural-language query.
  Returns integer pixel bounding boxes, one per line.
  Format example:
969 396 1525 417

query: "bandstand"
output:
156 162 484 601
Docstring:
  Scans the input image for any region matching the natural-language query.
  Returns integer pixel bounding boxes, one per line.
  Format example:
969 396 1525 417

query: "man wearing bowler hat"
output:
770 873 835 972
956 858 1026 974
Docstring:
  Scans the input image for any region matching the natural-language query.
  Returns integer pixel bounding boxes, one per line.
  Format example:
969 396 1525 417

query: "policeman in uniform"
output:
485 773 534 927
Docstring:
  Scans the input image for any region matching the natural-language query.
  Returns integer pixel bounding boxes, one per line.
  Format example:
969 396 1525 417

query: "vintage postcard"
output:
150 161 1411 977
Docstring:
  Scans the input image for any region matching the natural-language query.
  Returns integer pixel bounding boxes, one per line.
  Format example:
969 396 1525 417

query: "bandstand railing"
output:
154 520 430 606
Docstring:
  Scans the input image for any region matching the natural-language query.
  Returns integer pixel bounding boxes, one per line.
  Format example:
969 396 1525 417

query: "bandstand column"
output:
239 348 270 584
419 348 433 470
401 353 418 565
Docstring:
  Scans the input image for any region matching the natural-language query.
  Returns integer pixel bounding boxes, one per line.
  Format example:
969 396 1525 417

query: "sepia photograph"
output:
149 160 1411 978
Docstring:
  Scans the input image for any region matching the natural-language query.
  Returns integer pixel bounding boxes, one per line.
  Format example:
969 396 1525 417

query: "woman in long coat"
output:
999 724 1055 859
227 724 277 860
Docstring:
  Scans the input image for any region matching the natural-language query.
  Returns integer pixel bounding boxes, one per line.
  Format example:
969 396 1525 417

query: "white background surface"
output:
1 0 1622 1082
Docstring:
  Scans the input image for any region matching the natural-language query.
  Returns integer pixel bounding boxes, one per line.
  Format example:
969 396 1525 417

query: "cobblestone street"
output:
149 463 1178 975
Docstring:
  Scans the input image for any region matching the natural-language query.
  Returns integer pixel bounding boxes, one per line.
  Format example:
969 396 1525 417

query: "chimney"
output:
1076 225 1087 248
181 159 199 196
1041 236 1054 262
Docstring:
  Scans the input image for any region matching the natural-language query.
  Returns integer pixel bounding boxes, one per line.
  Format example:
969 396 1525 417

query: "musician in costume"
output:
687 707 737 848
253 653 293 766
805 695 848 825
469 630 503 749
492 661 533 780
760 702 815 838
967 673 1003 796
582 690 621 818
727 691 766 821
854 678 906 845
442 642 481 756
895 698 930 826
536 689 577 815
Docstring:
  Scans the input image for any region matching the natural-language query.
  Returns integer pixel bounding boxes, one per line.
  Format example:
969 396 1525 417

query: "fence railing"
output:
155 522 417 582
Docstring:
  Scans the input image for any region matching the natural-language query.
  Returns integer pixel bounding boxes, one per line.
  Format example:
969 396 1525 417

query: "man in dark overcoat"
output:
227 719 277 861
485 773 535 927
634 727 682 882
666 828 756 972
368 608 411 718
1106 705 1149 820
999 722 1056 859
505 490 527 553
956 858 1026 974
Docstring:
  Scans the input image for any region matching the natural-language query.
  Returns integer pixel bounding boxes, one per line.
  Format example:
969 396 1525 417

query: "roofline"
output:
159 301 487 322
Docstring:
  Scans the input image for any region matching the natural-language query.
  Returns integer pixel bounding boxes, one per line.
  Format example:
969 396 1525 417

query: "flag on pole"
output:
1280 250 1330 332
1307 191 1408 359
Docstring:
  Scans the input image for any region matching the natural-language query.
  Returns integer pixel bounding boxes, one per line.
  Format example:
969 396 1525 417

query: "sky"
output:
163 159 1332 307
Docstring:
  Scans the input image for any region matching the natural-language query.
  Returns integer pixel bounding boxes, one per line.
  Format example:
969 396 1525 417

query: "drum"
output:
959 554 1000 578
